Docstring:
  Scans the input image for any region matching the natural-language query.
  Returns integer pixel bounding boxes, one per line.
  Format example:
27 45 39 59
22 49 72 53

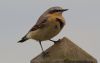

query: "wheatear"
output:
18 6 68 54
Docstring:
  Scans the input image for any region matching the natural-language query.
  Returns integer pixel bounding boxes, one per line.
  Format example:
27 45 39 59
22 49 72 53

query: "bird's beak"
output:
61 9 69 12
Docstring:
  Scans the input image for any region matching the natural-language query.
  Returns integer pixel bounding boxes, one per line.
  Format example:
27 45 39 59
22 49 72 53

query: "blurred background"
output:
0 0 99 63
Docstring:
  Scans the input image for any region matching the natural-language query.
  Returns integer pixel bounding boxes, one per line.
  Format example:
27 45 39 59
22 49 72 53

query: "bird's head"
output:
45 6 68 15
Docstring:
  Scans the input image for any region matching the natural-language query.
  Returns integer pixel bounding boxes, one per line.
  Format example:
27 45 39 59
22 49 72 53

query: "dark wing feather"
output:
29 16 48 32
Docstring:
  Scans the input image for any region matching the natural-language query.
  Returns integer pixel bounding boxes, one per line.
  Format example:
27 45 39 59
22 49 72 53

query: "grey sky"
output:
0 0 100 63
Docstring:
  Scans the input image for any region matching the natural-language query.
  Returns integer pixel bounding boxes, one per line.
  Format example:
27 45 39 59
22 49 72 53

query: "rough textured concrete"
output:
31 37 97 63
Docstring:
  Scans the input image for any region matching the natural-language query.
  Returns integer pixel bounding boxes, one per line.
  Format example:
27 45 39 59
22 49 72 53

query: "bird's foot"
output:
49 39 61 44
42 51 49 57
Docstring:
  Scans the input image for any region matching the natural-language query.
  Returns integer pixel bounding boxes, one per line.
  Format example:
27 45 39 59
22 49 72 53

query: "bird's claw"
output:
50 39 61 44
42 51 49 57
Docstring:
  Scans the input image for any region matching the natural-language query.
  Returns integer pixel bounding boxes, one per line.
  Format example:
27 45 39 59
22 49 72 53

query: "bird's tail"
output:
18 36 28 43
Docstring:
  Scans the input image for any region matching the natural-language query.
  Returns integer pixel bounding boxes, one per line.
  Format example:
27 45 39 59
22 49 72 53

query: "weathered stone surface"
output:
31 37 97 63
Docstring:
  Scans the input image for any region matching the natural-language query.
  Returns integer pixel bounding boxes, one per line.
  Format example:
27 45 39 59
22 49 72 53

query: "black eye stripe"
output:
49 10 62 13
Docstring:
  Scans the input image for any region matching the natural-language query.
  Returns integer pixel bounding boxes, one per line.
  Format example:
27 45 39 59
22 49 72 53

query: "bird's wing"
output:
18 15 49 42
29 16 48 32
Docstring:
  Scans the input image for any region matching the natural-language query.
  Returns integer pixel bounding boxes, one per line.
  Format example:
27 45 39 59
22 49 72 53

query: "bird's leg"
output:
39 41 48 57
49 39 61 44
39 41 44 53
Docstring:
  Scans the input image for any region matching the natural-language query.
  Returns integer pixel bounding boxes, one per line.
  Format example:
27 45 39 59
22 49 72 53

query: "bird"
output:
18 6 68 55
